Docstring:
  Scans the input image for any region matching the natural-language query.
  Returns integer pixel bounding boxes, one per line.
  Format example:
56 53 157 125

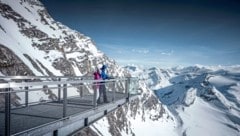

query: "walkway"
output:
0 76 139 136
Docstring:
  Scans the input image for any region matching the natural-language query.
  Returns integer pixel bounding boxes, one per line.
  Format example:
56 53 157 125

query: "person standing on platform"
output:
93 68 101 105
98 65 110 103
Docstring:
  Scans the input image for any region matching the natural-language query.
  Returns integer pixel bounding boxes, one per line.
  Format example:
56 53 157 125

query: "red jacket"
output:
93 71 101 89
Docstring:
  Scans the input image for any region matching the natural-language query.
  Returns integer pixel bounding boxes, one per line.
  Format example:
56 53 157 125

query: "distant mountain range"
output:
121 65 240 136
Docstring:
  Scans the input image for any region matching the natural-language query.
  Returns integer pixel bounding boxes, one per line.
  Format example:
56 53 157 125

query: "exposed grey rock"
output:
0 24 6 33
0 44 34 76
0 45 34 109
20 26 48 39
0 2 30 28
0 1 150 135
42 85 57 100
52 58 75 76
21 0 43 7
0 88 21 110
36 59 54 76
23 54 44 75
38 9 50 25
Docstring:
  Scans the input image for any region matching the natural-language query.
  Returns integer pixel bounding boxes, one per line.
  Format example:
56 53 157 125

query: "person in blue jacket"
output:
97 64 109 103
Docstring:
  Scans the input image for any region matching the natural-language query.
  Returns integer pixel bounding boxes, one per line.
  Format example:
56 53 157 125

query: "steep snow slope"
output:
90 75 177 136
154 66 240 136
0 0 126 77
88 65 239 136
0 0 129 107
79 66 177 136
1 1 239 136
0 1 168 136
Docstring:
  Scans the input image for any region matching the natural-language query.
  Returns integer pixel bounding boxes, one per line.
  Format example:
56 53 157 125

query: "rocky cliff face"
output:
0 0 127 77
2 1 238 136
0 1 167 135
0 0 129 107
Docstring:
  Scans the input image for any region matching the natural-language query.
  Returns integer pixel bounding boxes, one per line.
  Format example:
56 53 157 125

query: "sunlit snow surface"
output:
93 65 240 136
0 0 103 76
1 0 239 135
155 66 240 136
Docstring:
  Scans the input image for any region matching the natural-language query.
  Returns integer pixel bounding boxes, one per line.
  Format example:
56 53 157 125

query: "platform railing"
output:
0 76 139 136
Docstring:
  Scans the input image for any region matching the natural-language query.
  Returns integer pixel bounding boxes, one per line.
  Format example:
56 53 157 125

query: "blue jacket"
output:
101 65 109 80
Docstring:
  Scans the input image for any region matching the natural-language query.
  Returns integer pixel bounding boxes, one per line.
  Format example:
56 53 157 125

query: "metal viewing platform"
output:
0 76 139 136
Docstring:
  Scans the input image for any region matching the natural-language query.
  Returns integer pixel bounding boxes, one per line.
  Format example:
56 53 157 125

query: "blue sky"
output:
41 0 240 67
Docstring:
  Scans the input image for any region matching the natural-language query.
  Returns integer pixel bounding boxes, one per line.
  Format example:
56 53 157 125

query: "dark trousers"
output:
98 83 108 102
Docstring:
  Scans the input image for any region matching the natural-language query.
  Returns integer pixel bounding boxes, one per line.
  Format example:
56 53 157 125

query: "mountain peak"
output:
0 0 128 77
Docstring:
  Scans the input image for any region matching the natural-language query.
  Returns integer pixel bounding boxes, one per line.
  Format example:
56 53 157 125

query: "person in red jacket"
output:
93 68 101 105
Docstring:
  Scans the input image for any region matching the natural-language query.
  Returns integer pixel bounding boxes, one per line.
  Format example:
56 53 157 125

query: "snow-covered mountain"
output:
0 0 130 107
83 66 176 136
0 0 126 77
1 0 239 136
0 1 163 135
113 65 239 136
158 65 240 136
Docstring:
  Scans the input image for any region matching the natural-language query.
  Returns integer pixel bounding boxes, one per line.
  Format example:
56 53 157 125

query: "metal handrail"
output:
0 76 128 80
0 78 127 90
0 76 138 136
0 76 87 79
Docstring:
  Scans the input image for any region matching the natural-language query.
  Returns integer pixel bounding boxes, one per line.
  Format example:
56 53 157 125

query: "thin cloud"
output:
98 43 129 54
117 50 123 54
131 48 149 54
98 43 123 51
157 50 174 56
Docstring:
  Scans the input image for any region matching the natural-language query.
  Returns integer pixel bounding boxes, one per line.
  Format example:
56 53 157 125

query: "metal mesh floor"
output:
0 92 127 135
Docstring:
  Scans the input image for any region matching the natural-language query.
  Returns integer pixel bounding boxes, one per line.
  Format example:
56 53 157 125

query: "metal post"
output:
63 84 67 118
80 78 83 97
113 80 116 102
125 78 130 101
53 130 58 136
58 78 61 102
5 88 11 136
93 85 97 108
25 86 29 107
84 118 88 127
24 79 28 107
125 78 128 96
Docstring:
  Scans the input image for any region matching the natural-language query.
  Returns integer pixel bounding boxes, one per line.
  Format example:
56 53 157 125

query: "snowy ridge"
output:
86 65 178 136
154 65 240 136
125 66 173 90
0 0 126 77
91 73 177 136
1 0 240 135
90 65 239 136
0 1 154 136
0 0 129 116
